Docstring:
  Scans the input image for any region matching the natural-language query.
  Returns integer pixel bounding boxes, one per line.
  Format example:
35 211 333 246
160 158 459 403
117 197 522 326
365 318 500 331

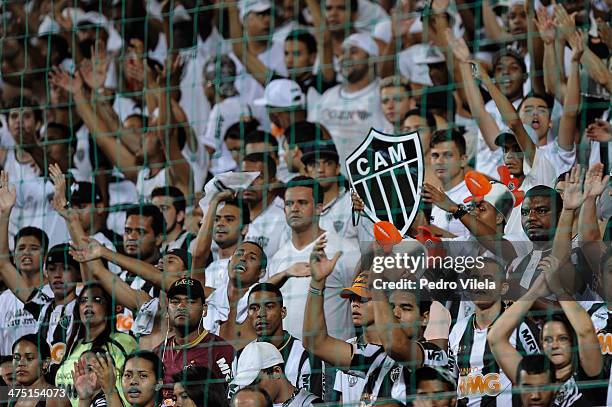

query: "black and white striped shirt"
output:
333 336 400 406
449 312 540 407
588 302 612 406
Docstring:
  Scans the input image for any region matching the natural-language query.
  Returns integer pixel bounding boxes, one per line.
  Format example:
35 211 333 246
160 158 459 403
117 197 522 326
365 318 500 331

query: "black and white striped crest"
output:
346 128 423 236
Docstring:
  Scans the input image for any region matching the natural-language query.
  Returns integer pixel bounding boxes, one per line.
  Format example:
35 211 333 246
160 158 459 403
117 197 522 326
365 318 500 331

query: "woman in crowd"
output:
55 284 137 407
172 366 229 407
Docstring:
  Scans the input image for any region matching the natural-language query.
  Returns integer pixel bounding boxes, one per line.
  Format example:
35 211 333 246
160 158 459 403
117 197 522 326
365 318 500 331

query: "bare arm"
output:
482 0 511 43
487 274 549 385
218 285 256 349
303 236 353 368
556 32 583 151
480 67 536 166
0 171 33 303
305 0 335 83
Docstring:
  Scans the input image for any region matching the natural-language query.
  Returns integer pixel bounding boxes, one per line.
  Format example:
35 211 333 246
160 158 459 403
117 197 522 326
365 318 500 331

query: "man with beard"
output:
301 141 357 245
309 32 385 176
241 152 289 258
155 278 234 406
151 186 195 253
224 283 323 398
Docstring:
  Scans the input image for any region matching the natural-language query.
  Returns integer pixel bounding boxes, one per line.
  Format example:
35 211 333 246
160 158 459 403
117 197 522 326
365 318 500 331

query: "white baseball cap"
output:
231 342 284 386
417 46 446 64
239 0 272 23
253 79 306 108
342 33 379 57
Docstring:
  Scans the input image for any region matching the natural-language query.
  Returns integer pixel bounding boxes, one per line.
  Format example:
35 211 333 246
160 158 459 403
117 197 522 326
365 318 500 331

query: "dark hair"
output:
285 175 324 205
221 198 251 226
124 114 149 129
555 171 571 186
516 354 556 385
13 333 51 361
124 351 164 381
7 96 43 124
403 108 437 130
524 185 563 219
285 121 329 151
225 119 261 141
243 152 277 179
232 386 272 407
350 0 359 13
285 29 317 54
518 93 554 112
15 227 49 257
248 283 284 307
240 241 268 271
64 283 115 361
429 129 467 156
541 312 578 360
172 365 229 407
125 204 166 236
492 47 527 74
415 366 456 391
151 186 187 217
245 131 279 152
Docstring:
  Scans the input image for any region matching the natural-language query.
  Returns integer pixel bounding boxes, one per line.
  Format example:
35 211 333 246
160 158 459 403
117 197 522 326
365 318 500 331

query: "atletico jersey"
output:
588 302 612 406
448 313 540 407
154 331 234 406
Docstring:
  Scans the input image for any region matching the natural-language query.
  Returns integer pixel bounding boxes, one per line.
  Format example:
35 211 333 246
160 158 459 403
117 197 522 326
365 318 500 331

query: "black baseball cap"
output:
301 142 340 166
45 243 79 271
167 278 206 301
494 131 518 149
70 182 103 205
164 248 191 270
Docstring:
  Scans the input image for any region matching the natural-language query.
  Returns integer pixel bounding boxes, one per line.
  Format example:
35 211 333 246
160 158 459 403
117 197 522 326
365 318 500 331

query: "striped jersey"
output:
333 336 400 406
448 312 540 407
588 302 612 406
231 332 323 398
390 341 449 406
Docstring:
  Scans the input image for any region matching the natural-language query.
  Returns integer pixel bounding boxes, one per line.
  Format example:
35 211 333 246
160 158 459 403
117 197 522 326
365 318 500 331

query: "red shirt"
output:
155 331 234 405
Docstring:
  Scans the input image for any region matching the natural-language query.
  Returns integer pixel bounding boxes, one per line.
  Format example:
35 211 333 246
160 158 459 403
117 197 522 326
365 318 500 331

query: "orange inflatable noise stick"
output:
373 221 403 254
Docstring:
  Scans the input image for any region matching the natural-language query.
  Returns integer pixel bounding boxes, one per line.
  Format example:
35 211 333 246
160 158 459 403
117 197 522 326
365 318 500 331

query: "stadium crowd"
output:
0 0 610 406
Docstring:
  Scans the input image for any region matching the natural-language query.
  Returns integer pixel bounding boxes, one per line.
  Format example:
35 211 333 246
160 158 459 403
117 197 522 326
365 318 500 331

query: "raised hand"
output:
528 271 551 299
49 67 84 95
351 190 365 212
445 28 471 63
568 30 585 62
553 4 575 41
49 163 70 218
584 163 609 198
71 359 97 400
391 0 416 37
90 352 116 395
80 40 109 90
586 119 612 142
534 7 556 44
598 22 612 51
286 262 311 278
540 255 563 295
309 234 342 285
432 0 450 13
561 165 586 210
0 171 16 216
69 237 104 263
422 183 456 212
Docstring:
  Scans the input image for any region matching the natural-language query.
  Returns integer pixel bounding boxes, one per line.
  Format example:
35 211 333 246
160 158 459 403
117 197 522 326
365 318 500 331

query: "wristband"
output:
308 285 324 296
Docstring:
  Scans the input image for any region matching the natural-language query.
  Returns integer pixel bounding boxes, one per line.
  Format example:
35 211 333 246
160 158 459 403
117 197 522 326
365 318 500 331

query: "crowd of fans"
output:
0 0 610 406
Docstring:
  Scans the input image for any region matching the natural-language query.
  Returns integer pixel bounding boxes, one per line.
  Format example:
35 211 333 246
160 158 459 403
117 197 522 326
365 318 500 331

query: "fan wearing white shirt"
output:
267 176 358 341
380 76 413 134
428 130 472 238
241 152 289 258
309 33 386 176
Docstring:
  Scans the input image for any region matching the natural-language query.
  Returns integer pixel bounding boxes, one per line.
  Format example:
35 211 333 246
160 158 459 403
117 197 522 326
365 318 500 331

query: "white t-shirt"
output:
205 258 231 291
537 139 576 178
245 197 290 258
475 99 521 177
203 286 251 335
266 231 359 341
0 286 54 356
504 149 557 238
106 172 139 236
319 190 358 246
308 80 386 177
430 181 472 238
136 167 168 201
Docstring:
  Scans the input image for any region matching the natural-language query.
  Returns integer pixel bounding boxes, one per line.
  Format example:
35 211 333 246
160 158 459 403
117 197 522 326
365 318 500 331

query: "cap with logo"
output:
253 79 306 108
167 278 206 301
46 243 80 272
301 141 340 166
70 182 103 206
342 33 379 57
231 341 284 386
340 272 371 300
463 171 515 222
239 0 272 23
